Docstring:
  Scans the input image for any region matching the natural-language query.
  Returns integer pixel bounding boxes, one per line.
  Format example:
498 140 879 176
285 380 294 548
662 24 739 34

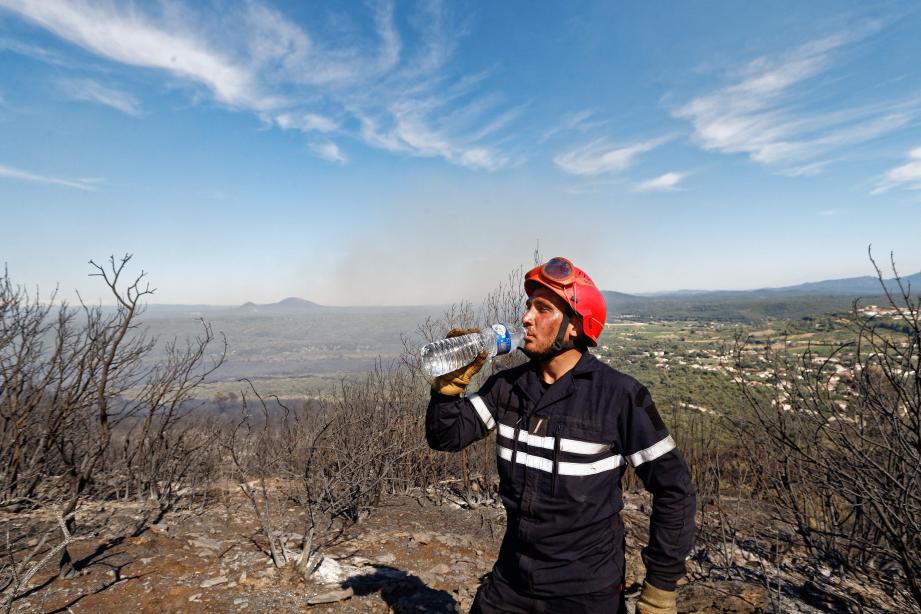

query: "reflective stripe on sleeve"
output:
626 435 676 467
497 445 623 475
467 393 495 430
496 422 609 455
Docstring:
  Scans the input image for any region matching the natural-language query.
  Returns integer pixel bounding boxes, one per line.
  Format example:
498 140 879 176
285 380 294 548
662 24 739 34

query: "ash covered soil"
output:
6 489 884 613
10 490 505 613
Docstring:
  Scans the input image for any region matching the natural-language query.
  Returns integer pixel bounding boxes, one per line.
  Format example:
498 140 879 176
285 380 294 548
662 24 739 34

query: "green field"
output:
593 309 904 433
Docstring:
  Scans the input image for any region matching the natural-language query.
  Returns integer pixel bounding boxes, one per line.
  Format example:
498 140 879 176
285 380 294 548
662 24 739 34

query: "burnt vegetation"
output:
725 252 921 612
1 253 919 613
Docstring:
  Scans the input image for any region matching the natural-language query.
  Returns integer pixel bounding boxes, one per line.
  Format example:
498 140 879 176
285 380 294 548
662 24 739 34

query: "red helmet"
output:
525 257 606 346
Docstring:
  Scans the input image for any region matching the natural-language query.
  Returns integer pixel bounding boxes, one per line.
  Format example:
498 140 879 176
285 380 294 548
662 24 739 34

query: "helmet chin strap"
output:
523 312 578 363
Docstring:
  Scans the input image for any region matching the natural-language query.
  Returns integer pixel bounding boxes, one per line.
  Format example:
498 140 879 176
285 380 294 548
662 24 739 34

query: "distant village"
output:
594 307 915 417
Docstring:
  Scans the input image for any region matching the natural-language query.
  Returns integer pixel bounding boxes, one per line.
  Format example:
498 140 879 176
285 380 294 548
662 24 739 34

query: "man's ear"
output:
566 318 580 342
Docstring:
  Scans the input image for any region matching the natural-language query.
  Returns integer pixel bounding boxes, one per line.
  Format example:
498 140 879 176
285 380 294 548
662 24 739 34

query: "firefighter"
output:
426 257 696 614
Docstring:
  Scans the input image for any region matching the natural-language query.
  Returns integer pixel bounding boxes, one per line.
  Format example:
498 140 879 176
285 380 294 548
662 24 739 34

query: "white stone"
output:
312 556 345 584
199 576 228 588
374 552 397 565
307 586 354 605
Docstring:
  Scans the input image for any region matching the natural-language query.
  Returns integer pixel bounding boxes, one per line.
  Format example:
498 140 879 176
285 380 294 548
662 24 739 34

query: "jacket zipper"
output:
551 424 562 496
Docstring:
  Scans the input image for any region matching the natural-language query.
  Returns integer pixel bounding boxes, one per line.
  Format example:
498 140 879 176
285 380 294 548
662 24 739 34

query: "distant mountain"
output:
593 272 921 322
600 291 653 316
757 273 921 296
140 272 918 325
639 289 714 297
601 290 644 303
236 297 321 313
636 272 921 300
277 297 320 309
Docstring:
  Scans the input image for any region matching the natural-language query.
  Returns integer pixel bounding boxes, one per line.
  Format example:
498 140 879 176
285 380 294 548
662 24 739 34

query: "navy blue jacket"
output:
426 351 696 597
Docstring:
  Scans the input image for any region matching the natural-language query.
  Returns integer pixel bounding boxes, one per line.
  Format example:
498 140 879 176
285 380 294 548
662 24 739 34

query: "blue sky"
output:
1 1 920 305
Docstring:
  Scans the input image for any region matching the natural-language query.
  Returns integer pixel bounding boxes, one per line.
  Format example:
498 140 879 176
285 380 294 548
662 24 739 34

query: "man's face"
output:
521 286 574 355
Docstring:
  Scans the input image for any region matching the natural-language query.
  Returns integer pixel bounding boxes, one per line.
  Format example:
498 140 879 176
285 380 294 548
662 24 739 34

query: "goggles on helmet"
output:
527 257 580 310
536 257 576 289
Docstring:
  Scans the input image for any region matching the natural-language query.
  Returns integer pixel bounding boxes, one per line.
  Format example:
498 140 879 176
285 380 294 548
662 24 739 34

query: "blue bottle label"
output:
492 323 512 355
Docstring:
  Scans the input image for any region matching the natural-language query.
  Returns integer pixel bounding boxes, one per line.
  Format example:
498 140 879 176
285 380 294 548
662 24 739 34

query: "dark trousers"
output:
470 567 625 614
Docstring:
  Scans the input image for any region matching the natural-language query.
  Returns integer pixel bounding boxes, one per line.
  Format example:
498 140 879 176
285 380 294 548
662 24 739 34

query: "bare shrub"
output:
0 256 224 608
403 266 528 507
212 264 531 577
729 252 921 611
217 358 429 577
0 255 537 605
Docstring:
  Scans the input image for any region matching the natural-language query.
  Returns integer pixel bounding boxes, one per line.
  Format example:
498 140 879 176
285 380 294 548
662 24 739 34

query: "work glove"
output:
431 328 489 397
636 581 677 614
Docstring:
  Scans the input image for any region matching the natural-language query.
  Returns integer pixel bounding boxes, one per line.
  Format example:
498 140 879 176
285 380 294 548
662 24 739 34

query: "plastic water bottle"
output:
421 323 524 378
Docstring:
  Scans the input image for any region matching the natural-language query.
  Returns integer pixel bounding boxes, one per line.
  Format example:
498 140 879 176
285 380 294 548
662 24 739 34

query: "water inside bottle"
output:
421 332 486 378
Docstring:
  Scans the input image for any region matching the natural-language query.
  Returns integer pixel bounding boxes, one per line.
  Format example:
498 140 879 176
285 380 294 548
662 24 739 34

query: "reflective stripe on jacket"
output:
426 351 696 597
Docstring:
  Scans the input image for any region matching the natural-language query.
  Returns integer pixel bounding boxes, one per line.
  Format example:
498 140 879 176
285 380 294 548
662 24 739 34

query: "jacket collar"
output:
570 350 604 377
512 350 601 410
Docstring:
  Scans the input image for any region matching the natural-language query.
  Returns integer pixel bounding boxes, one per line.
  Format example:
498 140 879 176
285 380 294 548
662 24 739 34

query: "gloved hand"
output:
636 581 677 614
431 328 489 397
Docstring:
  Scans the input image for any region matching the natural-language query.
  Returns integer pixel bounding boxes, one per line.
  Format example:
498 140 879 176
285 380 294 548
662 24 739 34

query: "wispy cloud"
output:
352 87 515 170
0 36 71 66
0 0 267 108
554 136 669 176
540 109 610 144
635 171 687 192
0 163 97 190
872 146 921 194
309 140 347 164
275 112 338 134
777 161 830 177
0 0 517 170
563 179 621 195
672 26 919 175
59 77 141 116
